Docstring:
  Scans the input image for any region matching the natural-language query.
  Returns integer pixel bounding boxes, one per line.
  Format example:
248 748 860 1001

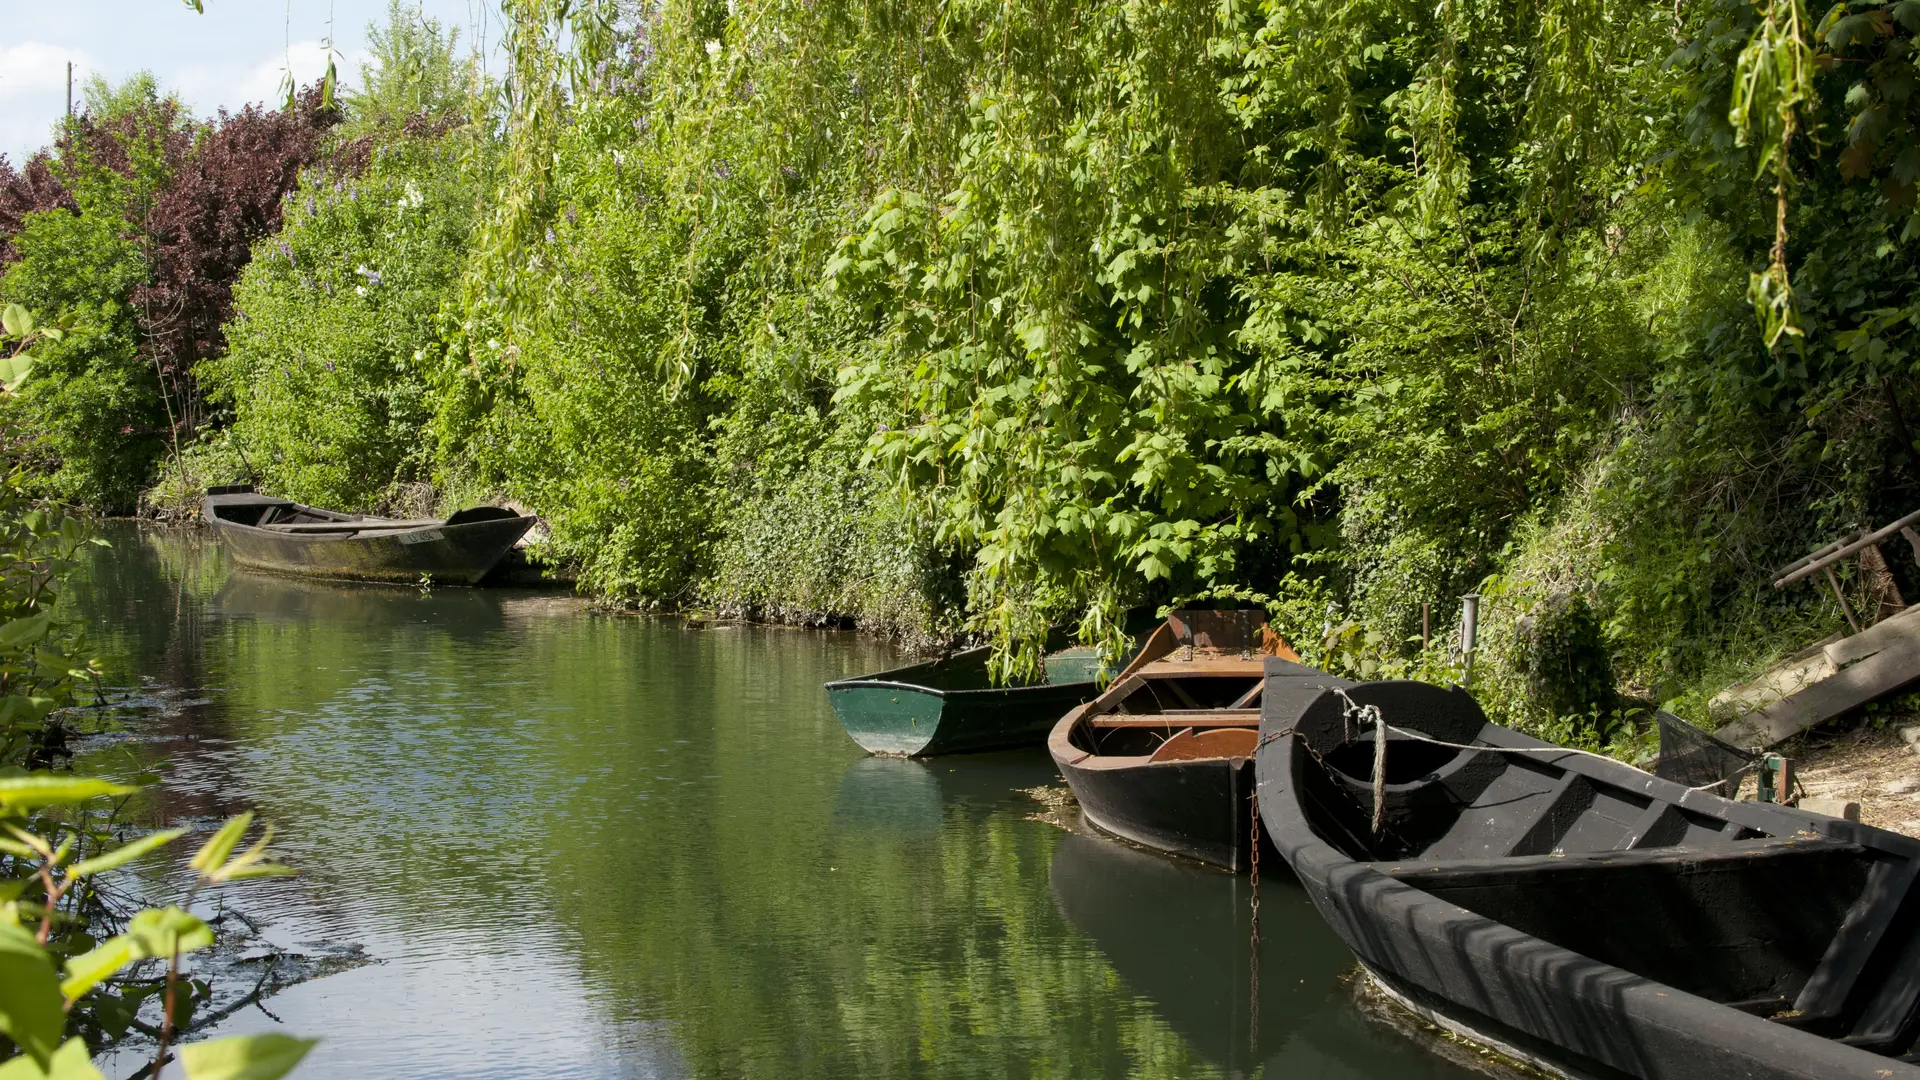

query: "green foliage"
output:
344 1 474 135
0 75 192 511
106 0 1920 710
1515 591 1619 733
2 204 166 511
0 331 307 1076
208 135 479 512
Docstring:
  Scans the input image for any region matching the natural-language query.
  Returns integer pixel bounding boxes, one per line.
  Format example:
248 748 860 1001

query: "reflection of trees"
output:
67 536 1258 1078
68 523 229 695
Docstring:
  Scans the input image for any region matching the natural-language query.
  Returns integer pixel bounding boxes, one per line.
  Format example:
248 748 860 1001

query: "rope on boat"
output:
1277 688 1760 802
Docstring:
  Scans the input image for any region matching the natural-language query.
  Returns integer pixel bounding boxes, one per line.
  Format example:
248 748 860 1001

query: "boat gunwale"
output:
210 517 533 544
205 495 536 544
822 674 1100 697
1278 813 1916 1079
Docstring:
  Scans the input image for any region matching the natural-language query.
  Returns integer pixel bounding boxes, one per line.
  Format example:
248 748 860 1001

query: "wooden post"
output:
1824 565 1864 634
1422 603 1431 650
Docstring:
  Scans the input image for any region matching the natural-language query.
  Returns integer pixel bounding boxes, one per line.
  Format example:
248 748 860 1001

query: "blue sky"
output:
1 1 503 166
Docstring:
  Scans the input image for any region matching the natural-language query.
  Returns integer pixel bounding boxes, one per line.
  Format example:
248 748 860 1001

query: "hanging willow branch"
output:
1729 0 1816 350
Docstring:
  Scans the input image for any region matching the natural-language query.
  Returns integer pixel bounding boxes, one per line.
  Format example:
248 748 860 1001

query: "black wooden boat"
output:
1049 610 1325 871
202 486 535 585
1254 672 1920 1080
824 644 1113 757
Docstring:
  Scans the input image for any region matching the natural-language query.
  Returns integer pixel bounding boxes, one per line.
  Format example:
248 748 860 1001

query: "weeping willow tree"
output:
302 0 1920 705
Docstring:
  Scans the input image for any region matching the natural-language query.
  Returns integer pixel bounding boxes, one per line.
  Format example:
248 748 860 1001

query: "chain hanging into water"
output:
1248 786 1261 1053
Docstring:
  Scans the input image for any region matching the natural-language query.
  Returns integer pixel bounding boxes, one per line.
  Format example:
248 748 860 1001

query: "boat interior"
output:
1068 610 1299 763
1278 679 1920 1057
206 488 523 534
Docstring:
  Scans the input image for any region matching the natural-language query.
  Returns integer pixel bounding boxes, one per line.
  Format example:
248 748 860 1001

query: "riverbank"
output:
1769 719 1920 834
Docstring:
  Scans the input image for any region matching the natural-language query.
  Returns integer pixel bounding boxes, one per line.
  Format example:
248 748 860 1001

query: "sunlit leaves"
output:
0 1038 106 1080
127 907 216 960
0 923 65 1067
65 826 187 879
178 1035 318 1080
0 776 136 812
189 814 294 883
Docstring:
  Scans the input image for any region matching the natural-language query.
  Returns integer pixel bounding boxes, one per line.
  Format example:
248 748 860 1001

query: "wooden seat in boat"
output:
1148 726 1260 763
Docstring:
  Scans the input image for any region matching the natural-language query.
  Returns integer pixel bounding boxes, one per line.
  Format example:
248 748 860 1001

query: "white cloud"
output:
0 42 95 165
231 40 354 112
0 42 93 102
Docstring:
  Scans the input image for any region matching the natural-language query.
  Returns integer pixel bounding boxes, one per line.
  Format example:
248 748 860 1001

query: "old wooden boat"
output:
1254 673 1920 1080
825 644 1116 757
202 485 536 585
1048 610 1331 871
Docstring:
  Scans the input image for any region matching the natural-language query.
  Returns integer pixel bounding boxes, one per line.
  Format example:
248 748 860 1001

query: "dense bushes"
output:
0 77 334 511
205 134 476 510
14 0 1920 721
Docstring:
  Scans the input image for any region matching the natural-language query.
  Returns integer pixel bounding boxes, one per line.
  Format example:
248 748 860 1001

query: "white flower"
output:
705 39 722 57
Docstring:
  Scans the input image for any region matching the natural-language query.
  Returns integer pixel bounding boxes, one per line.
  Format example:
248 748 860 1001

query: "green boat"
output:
825 645 1115 757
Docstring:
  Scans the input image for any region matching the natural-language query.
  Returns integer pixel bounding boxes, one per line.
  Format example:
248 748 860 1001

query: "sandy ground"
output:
1767 723 1920 834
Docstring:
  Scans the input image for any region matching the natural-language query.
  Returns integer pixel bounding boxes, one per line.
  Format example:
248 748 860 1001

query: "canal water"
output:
70 523 1502 1080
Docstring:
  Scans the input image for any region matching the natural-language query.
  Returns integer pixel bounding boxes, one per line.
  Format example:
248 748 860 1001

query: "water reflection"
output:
68 523 1496 1079
1050 833 1488 1078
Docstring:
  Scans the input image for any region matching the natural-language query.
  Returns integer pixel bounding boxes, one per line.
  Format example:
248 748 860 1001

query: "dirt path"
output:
1773 723 1920 834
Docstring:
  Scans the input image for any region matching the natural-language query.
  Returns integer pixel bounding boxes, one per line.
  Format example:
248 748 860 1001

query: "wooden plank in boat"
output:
1089 711 1257 729
262 520 441 533
1796 857 1920 1020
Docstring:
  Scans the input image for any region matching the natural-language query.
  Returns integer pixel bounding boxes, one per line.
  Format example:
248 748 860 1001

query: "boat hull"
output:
213 515 534 585
1255 674 1920 1080
826 678 1100 757
1053 747 1255 870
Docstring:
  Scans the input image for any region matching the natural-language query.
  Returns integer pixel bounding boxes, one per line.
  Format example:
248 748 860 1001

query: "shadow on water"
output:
65 522 1508 1080
1050 833 1511 1079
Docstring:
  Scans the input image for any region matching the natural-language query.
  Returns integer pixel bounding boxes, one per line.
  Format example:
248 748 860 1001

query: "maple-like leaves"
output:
130 86 341 399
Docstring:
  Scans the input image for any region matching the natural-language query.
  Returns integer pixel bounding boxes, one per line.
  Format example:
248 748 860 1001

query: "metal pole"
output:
1460 594 1480 672
66 62 72 119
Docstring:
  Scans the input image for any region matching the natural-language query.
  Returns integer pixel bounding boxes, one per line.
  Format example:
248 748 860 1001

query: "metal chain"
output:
1248 785 1261 1053
1257 724 1415 854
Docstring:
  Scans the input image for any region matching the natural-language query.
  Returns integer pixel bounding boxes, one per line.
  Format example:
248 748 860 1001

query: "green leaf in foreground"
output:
65 826 188 879
0 1038 107 1080
0 923 66 1067
125 906 214 959
189 812 253 874
0 775 137 811
0 350 34 393
59 934 137 1003
179 1034 319 1080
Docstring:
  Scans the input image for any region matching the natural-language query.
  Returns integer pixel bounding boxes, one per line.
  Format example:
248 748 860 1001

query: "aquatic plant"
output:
0 313 312 1078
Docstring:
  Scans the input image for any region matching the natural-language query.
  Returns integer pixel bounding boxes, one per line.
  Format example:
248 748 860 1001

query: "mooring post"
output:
1459 593 1480 674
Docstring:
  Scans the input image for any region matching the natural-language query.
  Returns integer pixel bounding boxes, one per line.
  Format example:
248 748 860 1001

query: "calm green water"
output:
69 523 1496 1080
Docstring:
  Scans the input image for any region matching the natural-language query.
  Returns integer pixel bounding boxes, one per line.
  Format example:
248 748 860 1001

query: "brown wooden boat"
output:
1048 609 1332 870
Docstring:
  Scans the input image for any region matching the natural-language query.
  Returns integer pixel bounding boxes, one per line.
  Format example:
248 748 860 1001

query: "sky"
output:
1 1 505 166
